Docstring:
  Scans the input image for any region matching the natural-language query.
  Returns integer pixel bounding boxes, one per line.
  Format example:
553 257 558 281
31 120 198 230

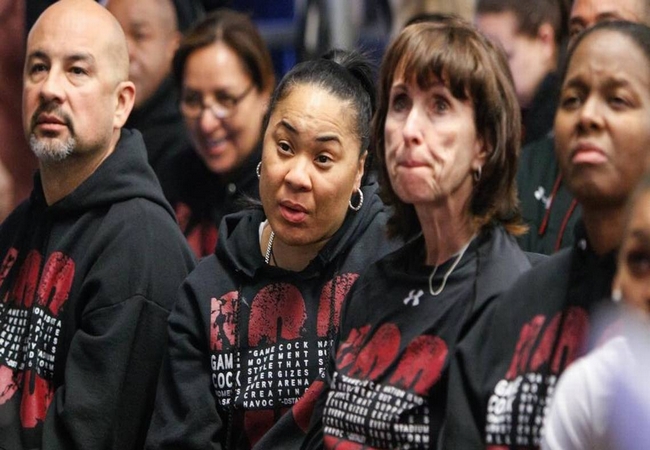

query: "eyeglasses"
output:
180 84 254 120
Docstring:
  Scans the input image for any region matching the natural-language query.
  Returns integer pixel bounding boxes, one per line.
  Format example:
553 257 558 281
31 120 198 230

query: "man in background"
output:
106 0 204 181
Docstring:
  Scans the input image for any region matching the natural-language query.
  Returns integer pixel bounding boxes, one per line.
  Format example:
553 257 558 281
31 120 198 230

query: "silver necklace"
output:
428 241 471 296
264 230 275 264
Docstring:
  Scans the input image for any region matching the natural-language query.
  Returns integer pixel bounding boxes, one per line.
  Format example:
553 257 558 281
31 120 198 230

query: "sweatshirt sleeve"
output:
41 295 172 449
442 295 499 449
145 277 225 450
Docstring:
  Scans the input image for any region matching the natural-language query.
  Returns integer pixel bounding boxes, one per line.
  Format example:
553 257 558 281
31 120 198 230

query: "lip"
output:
278 200 308 224
35 114 67 131
201 136 228 156
570 142 608 165
397 159 428 168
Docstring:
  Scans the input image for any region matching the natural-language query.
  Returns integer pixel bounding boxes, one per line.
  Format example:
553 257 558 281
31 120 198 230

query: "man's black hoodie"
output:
0 129 196 449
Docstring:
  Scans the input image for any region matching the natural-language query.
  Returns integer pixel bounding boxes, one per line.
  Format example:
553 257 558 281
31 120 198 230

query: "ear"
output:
537 22 557 62
472 136 489 172
167 30 182 61
113 80 136 129
354 150 368 191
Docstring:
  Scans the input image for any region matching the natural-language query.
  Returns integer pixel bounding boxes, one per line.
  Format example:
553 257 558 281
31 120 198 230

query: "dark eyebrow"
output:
279 119 298 134
278 119 342 144
315 134 341 144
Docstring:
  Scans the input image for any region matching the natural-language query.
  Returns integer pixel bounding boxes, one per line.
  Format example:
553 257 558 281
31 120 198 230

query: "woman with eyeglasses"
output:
158 9 275 258
145 48 401 449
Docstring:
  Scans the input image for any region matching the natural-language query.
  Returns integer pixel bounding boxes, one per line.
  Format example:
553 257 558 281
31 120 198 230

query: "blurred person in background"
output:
444 19 650 449
543 171 650 450
159 9 275 258
475 0 570 145
106 0 204 182
515 0 650 255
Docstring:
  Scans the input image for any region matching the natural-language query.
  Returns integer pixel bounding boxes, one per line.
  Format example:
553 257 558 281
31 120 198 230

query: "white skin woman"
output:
303 17 534 449
145 49 400 450
159 9 275 258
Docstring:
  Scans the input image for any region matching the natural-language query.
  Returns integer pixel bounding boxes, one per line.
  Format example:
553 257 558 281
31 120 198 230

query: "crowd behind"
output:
0 0 648 449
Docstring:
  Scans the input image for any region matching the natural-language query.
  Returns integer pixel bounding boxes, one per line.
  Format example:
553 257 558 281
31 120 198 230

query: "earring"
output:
612 288 623 303
349 188 364 211
474 166 482 182
256 161 262 179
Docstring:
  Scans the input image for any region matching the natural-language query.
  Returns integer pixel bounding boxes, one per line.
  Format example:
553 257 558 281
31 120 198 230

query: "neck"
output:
262 224 329 272
416 198 477 266
39 138 117 205
582 205 626 256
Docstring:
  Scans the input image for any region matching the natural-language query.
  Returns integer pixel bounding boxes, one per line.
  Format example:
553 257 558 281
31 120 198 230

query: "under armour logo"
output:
534 186 552 209
403 289 424 306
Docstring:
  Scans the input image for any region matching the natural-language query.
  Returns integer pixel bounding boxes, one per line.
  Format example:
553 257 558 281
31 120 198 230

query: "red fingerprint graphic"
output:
9 250 41 308
506 307 589 379
0 248 18 294
337 325 371 371
37 252 74 315
249 283 306 346
543 307 589 374
174 202 218 257
317 274 360 337
505 315 546 379
0 366 20 405
20 371 54 428
348 323 400 379
210 291 239 351
324 436 366 449
175 202 192 232
390 335 448 395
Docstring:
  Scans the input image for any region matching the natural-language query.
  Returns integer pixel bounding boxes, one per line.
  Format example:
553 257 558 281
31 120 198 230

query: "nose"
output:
402 105 424 146
199 107 223 134
39 69 65 104
577 96 604 133
284 155 312 192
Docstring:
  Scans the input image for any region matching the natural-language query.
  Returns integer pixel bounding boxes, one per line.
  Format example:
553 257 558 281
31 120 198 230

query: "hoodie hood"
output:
37 128 175 219
215 179 387 278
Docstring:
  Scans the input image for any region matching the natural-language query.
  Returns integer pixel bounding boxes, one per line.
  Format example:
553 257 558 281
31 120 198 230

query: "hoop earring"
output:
256 161 262 179
349 188 363 212
474 166 482 182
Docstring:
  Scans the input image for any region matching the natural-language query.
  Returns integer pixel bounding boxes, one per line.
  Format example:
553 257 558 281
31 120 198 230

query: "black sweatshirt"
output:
158 145 261 259
303 225 533 449
444 223 617 449
0 129 196 450
145 180 402 449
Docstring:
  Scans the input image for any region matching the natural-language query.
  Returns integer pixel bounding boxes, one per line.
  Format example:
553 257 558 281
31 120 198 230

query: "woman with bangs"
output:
302 17 535 449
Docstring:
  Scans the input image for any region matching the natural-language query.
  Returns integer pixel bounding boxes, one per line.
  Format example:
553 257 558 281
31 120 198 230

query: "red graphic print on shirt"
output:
485 307 590 448
323 323 448 448
317 274 359 337
210 291 239 351
175 202 218 258
0 248 75 430
209 274 361 448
